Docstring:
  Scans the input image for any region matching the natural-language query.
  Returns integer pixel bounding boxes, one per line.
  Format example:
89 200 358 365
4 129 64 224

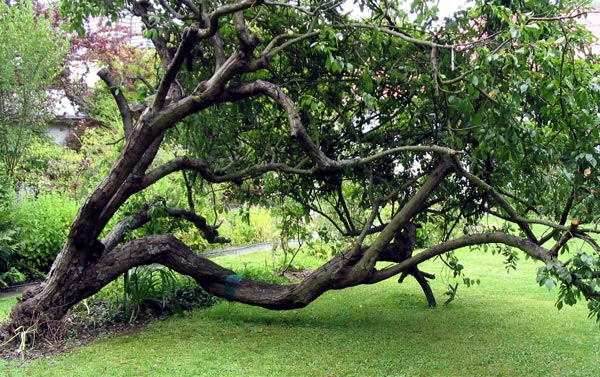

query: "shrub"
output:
71 269 220 327
14 192 79 277
0 168 26 286
100 266 220 323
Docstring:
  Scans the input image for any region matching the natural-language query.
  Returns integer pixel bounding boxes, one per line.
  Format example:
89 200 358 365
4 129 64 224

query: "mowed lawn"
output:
1 249 599 377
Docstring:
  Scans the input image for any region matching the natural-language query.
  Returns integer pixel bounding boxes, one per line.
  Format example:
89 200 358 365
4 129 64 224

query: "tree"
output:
0 0 68 178
5 0 600 337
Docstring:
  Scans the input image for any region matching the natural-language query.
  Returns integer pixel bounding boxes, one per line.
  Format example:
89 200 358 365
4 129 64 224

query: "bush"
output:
71 269 220 327
14 192 79 277
0 168 26 286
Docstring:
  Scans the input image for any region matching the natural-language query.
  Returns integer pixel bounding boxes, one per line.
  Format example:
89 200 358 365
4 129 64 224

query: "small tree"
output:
0 0 68 178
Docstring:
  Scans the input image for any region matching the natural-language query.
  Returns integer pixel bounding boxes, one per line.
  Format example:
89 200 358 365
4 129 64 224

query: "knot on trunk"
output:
376 222 437 308
378 221 418 263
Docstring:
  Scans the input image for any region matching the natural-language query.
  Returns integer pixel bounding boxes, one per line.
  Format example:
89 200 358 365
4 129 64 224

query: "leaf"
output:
519 83 529 93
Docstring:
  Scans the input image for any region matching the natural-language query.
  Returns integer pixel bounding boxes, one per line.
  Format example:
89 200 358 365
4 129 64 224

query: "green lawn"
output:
1 250 599 376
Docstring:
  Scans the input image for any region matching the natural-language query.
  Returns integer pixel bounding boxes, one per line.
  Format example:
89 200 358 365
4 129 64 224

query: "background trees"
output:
3 0 600 338
0 0 68 178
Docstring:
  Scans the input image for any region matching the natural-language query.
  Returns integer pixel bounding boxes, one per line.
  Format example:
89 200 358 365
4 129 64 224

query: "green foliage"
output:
0 267 27 287
0 0 68 178
74 268 220 326
120 265 183 322
16 136 85 197
60 0 125 36
14 192 79 276
0 169 24 286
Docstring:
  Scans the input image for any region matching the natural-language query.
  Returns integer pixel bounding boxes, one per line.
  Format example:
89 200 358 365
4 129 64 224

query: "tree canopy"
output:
4 0 600 337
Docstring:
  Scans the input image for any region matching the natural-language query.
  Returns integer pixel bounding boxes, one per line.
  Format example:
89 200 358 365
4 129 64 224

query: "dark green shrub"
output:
71 268 220 327
0 169 26 286
173 277 221 309
118 266 219 323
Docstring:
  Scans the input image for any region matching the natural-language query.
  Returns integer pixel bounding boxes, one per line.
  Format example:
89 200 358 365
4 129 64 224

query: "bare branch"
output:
102 201 230 251
141 157 314 189
234 11 259 53
97 68 134 138
153 24 200 111
128 75 156 94
346 23 455 49
158 0 195 20
260 31 320 61
211 33 226 68
529 10 600 23
102 203 153 251
166 207 230 244
196 0 265 40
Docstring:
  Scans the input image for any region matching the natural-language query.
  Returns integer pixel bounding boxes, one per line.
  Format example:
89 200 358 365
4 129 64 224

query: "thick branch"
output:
165 208 230 244
102 203 153 251
98 68 134 138
153 24 200 111
234 11 258 54
224 79 333 167
354 157 455 272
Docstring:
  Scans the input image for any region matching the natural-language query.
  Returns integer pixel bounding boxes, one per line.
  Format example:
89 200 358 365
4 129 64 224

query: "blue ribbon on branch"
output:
224 274 243 300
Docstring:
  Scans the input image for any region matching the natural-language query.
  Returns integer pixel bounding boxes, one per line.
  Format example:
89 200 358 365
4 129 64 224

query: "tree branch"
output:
196 0 265 40
158 0 197 20
368 232 553 284
223 79 333 166
353 157 455 271
97 68 134 138
152 24 200 111
165 207 230 244
102 201 230 252
451 156 539 242
141 157 314 189
549 220 579 257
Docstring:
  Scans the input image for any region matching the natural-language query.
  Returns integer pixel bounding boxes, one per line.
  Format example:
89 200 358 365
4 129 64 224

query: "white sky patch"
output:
437 1 469 19
342 0 468 20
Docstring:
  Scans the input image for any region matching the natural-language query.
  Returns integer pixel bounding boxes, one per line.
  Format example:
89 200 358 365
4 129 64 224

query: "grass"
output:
0 297 16 319
1 249 599 376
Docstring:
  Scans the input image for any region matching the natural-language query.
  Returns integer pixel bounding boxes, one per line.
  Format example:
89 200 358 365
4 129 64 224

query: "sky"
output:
343 0 469 20
437 1 469 19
